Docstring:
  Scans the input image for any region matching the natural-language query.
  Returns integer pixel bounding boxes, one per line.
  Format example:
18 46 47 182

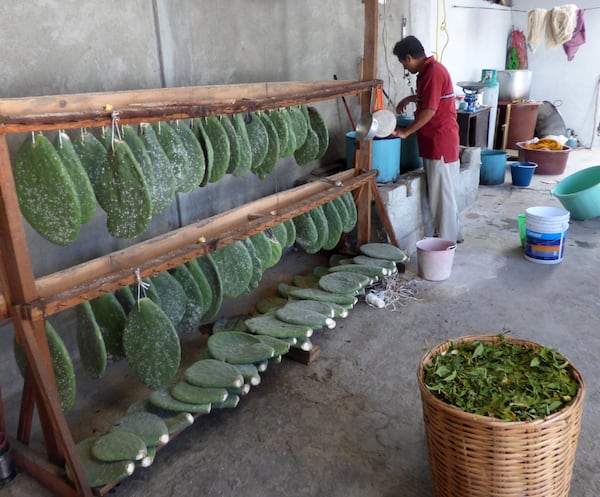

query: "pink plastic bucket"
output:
416 238 457 281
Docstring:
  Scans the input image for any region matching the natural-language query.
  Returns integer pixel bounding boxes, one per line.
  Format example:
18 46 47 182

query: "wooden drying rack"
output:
0 3 391 496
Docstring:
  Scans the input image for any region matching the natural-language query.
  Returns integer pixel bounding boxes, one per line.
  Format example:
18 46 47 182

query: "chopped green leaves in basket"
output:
422 335 579 421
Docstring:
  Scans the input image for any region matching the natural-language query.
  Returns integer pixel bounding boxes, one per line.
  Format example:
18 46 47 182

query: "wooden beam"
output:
13 319 93 497
0 385 4 435
0 136 37 304
10 437 80 497
286 345 321 365
0 80 380 133
17 370 36 444
353 0 379 247
0 135 61 461
0 127 92 497
1 170 374 320
370 179 400 247
353 138 373 246
361 0 379 109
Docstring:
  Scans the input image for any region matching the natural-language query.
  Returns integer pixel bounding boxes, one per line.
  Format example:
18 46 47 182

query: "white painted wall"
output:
512 0 599 146
438 1 515 88
379 1 513 119
380 0 598 147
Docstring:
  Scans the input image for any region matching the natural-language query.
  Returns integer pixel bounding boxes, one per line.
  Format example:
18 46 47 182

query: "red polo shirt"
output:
415 56 459 162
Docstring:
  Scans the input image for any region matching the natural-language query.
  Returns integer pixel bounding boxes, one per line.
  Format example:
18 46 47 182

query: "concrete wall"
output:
0 1 370 278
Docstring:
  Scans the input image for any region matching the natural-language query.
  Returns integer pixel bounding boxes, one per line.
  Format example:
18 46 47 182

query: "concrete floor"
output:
3 146 600 497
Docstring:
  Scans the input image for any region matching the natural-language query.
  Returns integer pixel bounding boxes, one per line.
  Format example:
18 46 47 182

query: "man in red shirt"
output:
393 36 462 243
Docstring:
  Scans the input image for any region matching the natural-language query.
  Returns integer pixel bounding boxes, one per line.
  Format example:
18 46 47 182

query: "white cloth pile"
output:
526 4 585 59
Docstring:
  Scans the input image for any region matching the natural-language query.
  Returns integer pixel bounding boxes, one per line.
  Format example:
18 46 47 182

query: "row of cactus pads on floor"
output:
14 239 405 488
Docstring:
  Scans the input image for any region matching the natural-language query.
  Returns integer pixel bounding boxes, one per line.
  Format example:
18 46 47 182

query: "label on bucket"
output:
525 228 566 261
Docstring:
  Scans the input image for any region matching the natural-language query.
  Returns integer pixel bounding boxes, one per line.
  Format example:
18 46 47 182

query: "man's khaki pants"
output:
423 157 460 242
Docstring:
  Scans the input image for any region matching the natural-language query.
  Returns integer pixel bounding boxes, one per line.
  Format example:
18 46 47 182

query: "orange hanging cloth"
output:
373 87 384 111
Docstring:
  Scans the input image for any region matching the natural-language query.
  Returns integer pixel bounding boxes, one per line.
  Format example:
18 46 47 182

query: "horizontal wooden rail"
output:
0 80 380 133
10 437 80 497
4 169 375 321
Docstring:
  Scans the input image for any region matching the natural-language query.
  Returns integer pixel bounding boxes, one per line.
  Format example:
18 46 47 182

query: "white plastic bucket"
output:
416 238 457 281
524 206 570 264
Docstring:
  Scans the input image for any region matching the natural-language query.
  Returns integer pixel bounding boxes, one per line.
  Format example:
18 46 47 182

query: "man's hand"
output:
390 128 409 139
395 95 417 114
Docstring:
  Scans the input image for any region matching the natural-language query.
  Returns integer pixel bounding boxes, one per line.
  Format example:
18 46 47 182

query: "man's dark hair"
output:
393 35 426 60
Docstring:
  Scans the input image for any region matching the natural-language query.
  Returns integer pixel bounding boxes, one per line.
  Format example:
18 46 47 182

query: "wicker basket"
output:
418 335 585 497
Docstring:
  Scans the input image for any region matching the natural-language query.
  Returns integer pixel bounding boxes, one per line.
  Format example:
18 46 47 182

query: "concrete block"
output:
457 146 482 212
376 147 481 252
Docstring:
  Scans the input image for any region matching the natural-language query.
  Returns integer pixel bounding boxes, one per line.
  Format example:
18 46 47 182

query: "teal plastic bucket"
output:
345 131 401 183
524 206 570 264
396 115 423 173
550 165 600 220
480 149 507 185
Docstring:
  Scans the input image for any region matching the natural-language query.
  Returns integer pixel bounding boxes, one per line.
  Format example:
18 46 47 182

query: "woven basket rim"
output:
417 334 586 426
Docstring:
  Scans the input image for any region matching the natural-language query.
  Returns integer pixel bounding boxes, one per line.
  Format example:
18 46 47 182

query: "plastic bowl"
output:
550 165 600 220
516 142 571 175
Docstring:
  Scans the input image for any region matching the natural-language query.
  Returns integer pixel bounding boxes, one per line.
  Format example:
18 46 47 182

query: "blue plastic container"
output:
480 149 507 185
510 161 537 187
550 165 600 220
345 131 401 183
396 115 423 173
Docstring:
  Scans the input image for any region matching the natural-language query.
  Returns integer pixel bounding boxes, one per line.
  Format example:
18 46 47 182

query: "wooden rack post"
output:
355 0 379 246
0 135 92 497
0 80 388 497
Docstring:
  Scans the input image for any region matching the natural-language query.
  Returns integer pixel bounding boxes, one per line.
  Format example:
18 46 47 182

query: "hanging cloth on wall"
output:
506 28 528 69
545 4 578 49
526 8 547 52
563 8 586 61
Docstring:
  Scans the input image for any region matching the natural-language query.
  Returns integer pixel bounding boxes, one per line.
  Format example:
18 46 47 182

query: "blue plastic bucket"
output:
396 115 423 173
345 131 401 183
480 149 507 185
524 206 570 264
510 161 538 187
550 165 600 220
